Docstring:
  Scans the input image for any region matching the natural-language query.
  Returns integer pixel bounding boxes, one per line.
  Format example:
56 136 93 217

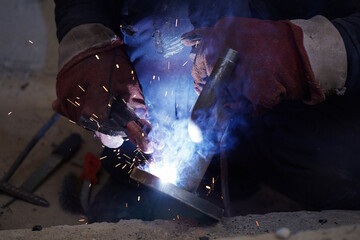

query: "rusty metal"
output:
0 181 49 207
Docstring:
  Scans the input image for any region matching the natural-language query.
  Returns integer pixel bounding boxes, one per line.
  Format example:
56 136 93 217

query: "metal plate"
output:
130 167 223 221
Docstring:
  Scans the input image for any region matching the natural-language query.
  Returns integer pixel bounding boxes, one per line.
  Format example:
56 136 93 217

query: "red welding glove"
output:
53 24 152 153
181 17 326 112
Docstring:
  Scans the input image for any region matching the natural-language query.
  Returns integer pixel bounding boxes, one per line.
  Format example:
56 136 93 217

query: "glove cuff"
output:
58 23 120 71
291 16 347 96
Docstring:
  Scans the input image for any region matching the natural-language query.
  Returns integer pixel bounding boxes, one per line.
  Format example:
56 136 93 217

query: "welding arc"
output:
130 167 223 221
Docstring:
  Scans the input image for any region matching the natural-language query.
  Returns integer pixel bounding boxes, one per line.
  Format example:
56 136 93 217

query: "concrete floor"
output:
0 0 105 230
0 0 359 238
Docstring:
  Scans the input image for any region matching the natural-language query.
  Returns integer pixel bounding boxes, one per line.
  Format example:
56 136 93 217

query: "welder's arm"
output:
181 14 356 111
332 12 360 95
53 0 153 153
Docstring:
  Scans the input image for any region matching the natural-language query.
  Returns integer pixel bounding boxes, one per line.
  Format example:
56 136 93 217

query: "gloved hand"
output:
53 35 153 153
181 17 326 112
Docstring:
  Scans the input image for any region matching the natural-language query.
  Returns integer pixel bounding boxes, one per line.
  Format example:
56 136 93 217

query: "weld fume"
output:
143 119 198 186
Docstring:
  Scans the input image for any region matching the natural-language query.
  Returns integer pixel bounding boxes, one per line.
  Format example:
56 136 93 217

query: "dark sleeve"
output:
332 13 360 94
249 0 360 20
54 0 123 42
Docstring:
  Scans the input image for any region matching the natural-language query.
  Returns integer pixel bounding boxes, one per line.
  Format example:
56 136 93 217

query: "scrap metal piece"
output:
0 181 49 207
130 167 223 221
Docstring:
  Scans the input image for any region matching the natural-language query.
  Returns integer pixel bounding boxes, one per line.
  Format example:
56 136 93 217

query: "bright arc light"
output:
188 119 203 143
145 164 178 184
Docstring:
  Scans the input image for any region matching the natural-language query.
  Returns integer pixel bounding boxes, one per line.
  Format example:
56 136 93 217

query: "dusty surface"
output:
1 210 360 239
0 0 106 230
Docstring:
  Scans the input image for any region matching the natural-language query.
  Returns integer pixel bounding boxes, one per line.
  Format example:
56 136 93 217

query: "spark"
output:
195 40 199 47
138 196 140 201
7 112 12 116
68 119 76 124
90 117 101 129
131 70 134 75
115 163 121 168
132 76 135 80
123 154 131 159
92 114 98 119
126 203 128 208
189 103 194 112
66 98 78 107
116 64 119 68
133 94 136 98
165 91 168 97
206 186 211 190
28 40 34 44
139 151 147 160
89 183 92 188
99 156 107 160
78 85 85 92
126 161 131 165
102 86 109 92
175 19 178 27
108 103 111 107
122 98 127 104
95 54 100 60
153 75 156 80
130 163 134 168
128 169 132 174
76 97 80 100
122 164 127 169
78 219 85 222
256 221 259 227
158 76 160 81
74 101 80 106
182 60 188 66
177 215 180 220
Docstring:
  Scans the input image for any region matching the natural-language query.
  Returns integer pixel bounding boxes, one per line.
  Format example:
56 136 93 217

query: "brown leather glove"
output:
53 37 152 153
182 17 325 112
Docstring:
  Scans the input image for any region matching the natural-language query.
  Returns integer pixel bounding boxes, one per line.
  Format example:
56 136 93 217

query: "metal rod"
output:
2 113 60 182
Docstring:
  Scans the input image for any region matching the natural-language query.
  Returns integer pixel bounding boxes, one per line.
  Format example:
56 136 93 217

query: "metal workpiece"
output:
186 48 239 192
130 167 223 221
189 48 238 144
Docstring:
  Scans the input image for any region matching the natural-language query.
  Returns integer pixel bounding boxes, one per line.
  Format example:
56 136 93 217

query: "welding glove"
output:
53 24 152 153
182 16 347 111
